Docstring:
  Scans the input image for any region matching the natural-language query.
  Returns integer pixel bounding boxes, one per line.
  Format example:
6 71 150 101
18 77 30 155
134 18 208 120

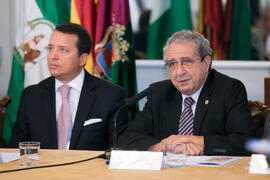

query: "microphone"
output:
126 87 152 105
105 87 152 159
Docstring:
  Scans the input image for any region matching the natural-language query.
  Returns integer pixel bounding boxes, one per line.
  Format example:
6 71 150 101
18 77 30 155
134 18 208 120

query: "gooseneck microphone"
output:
126 87 152 105
113 86 152 148
105 86 152 159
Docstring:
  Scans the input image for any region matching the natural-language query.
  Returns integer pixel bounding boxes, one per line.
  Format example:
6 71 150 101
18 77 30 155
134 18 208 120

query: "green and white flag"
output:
146 0 192 59
3 0 69 144
229 0 251 60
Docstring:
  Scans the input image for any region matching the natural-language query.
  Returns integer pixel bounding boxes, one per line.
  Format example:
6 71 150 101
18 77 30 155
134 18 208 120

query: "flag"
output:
3 0 69 144
198 0 226 60
146 0 192 59
71 0 137 101
70 0 96 75
229 0 252 60
224 0 234 58
198 0 204 33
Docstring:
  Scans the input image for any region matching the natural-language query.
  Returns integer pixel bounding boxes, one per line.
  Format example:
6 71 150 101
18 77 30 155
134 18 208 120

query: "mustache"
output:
175 74 190 81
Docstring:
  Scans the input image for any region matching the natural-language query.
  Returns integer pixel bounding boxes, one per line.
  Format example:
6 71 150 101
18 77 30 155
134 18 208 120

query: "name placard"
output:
109 150 163 171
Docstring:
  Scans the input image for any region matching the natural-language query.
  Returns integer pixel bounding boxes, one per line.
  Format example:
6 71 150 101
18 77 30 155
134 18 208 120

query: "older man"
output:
119 30 256 156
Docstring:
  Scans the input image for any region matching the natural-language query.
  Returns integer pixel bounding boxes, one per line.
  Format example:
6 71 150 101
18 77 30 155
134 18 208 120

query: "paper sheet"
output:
0 152 20 164
162 155 241 167
186 156 241 167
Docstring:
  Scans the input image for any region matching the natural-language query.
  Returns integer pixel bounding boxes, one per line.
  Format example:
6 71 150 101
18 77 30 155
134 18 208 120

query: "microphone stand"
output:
112 104 128 149
105 87 152 159
105 103 128 159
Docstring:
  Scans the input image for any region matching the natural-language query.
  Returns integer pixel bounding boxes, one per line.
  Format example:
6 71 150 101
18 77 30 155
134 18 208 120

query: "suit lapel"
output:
69 73 95 149
44 77 58 148
166 81 182 134
193 70 215 135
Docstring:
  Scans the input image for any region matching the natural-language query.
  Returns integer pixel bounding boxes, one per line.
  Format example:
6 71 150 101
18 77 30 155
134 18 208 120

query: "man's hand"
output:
186 142 204 155
148 135 204 156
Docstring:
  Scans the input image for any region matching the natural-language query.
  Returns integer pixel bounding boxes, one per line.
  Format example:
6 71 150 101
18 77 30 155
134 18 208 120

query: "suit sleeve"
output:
118 89 161 150
9 89 31 148
203 80 256 155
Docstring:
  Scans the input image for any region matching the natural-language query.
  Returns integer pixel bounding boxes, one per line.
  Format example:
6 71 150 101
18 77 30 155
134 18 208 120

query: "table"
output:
0 148 269 180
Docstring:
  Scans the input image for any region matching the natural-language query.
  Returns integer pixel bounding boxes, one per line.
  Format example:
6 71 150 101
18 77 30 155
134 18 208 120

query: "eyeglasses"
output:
164 57 201 69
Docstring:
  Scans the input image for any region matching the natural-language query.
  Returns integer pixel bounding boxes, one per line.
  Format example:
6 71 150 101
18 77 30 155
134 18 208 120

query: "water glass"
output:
165 143 186 168
19 141 40 166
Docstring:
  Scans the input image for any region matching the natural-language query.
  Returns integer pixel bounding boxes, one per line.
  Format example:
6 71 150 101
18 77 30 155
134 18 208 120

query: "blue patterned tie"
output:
178 97 195 135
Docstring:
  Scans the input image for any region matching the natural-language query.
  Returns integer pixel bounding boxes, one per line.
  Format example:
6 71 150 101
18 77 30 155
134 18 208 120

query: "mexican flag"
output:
146 0 192 59
3 0 69 144
70 0 137 101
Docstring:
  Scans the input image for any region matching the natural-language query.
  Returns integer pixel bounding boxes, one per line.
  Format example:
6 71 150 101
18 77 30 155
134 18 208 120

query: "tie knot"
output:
59 85 70 98
184 97 194 107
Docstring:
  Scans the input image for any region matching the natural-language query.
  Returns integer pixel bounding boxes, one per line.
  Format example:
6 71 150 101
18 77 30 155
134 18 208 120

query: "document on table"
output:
185 156 241 167
0 152 20 164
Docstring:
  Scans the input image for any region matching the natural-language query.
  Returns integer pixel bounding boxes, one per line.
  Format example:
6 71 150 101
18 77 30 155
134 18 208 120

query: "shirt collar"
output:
55 69 85 93
182 84 204 104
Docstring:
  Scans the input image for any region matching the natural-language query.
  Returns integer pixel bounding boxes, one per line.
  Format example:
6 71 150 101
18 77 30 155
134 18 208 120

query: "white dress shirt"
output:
181 84 204 115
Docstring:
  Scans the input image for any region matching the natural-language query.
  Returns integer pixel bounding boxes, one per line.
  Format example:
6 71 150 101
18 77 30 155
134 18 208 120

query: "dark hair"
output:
55 23 91 56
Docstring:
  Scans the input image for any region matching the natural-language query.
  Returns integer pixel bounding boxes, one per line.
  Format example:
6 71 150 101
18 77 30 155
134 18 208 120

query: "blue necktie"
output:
178 97 195 135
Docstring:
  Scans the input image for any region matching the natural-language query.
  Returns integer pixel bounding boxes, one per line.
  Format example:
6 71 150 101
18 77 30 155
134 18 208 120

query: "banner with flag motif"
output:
3 0 69 144
70 0 137 101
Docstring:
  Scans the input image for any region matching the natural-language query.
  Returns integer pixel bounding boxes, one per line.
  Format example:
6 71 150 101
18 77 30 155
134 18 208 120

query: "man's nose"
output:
48 49 58 59
175 61 186 74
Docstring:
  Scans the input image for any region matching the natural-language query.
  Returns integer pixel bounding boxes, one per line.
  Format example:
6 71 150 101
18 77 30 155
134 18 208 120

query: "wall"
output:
0 0 18 98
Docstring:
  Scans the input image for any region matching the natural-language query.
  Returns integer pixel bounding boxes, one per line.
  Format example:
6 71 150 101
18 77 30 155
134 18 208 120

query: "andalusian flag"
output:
70 0 137 100
146 0 192 59
3 0 69 144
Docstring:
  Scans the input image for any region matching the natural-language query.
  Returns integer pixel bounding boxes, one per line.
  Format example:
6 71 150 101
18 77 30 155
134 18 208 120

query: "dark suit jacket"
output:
9 70 129 150
119 69 256 155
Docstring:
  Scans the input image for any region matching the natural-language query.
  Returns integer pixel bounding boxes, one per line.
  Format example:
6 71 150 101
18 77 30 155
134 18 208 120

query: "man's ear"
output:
203 56 211 70
79 53 89 66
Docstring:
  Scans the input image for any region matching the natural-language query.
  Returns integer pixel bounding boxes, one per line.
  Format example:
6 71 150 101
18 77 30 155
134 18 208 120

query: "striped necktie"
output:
178 97 195 135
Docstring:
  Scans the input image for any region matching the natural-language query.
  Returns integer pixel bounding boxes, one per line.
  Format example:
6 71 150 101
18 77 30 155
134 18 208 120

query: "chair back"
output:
248 101 270 138
0 96 11 147
264 114 270 138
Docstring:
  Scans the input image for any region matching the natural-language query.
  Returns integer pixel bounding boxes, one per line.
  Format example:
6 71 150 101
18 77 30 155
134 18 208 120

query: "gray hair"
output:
163 30 212 62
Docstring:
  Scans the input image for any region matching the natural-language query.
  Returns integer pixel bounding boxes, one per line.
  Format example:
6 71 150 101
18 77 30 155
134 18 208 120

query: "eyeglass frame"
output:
164 56 205 69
